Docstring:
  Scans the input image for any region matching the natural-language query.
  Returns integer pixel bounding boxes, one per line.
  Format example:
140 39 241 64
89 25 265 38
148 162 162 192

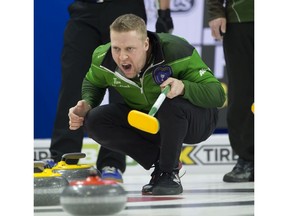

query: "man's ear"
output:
144 37 149 51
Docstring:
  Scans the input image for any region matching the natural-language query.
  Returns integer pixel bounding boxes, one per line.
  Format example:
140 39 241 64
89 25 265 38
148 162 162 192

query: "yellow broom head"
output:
128 110 159 134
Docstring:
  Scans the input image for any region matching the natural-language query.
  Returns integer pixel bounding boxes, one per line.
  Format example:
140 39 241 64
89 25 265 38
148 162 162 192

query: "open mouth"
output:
120 63 135 78
122 64 132 71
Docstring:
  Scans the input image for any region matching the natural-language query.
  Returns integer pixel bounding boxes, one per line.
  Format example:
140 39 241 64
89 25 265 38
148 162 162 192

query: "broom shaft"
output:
148 85 170 116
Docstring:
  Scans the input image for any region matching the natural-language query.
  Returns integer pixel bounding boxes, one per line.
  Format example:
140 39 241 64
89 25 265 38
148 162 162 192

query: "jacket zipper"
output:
140 59 165 102
100 59 164 105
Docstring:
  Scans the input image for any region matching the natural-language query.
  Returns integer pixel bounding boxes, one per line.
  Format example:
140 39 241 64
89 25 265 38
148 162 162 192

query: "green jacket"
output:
82 32 226 112
206 0 254 23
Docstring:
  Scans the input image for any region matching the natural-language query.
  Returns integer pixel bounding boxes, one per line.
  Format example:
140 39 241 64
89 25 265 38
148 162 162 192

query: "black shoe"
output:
223 158 254 182
142 162 161 195
152 171 183 195
142 162 184 195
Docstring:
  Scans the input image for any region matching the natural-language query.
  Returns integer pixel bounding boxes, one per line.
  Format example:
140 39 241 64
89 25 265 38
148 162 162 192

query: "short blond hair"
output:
110 14 147 40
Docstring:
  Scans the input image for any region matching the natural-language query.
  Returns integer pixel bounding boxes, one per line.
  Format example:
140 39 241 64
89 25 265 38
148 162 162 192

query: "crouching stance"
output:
69 14 226 195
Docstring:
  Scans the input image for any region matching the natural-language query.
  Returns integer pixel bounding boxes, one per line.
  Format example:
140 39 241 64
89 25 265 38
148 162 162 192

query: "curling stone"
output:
52 152 100 182
60 171 127 215
34 161 69 206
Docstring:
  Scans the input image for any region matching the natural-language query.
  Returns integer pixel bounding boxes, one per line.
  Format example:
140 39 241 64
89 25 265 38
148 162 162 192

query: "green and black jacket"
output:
82 31 226 112
206 0 254 23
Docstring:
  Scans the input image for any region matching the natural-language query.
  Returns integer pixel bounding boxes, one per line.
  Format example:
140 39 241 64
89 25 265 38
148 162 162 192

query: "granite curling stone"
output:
60 171 127 215
52 152 100 182
34 161 69 206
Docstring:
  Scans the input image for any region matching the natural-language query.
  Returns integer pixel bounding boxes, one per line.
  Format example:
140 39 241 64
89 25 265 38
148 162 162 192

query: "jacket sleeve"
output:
180 49 226 108
182 80 226 108
81 47 109 108
206 0 226 21
82 77 106 108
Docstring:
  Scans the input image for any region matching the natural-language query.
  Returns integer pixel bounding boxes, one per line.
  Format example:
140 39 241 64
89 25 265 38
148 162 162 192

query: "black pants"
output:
84 98 218 173
49 0 147 171
223 22 254 162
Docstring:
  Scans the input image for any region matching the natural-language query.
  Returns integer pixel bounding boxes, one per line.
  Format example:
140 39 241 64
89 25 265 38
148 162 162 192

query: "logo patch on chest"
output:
152 65 172 85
